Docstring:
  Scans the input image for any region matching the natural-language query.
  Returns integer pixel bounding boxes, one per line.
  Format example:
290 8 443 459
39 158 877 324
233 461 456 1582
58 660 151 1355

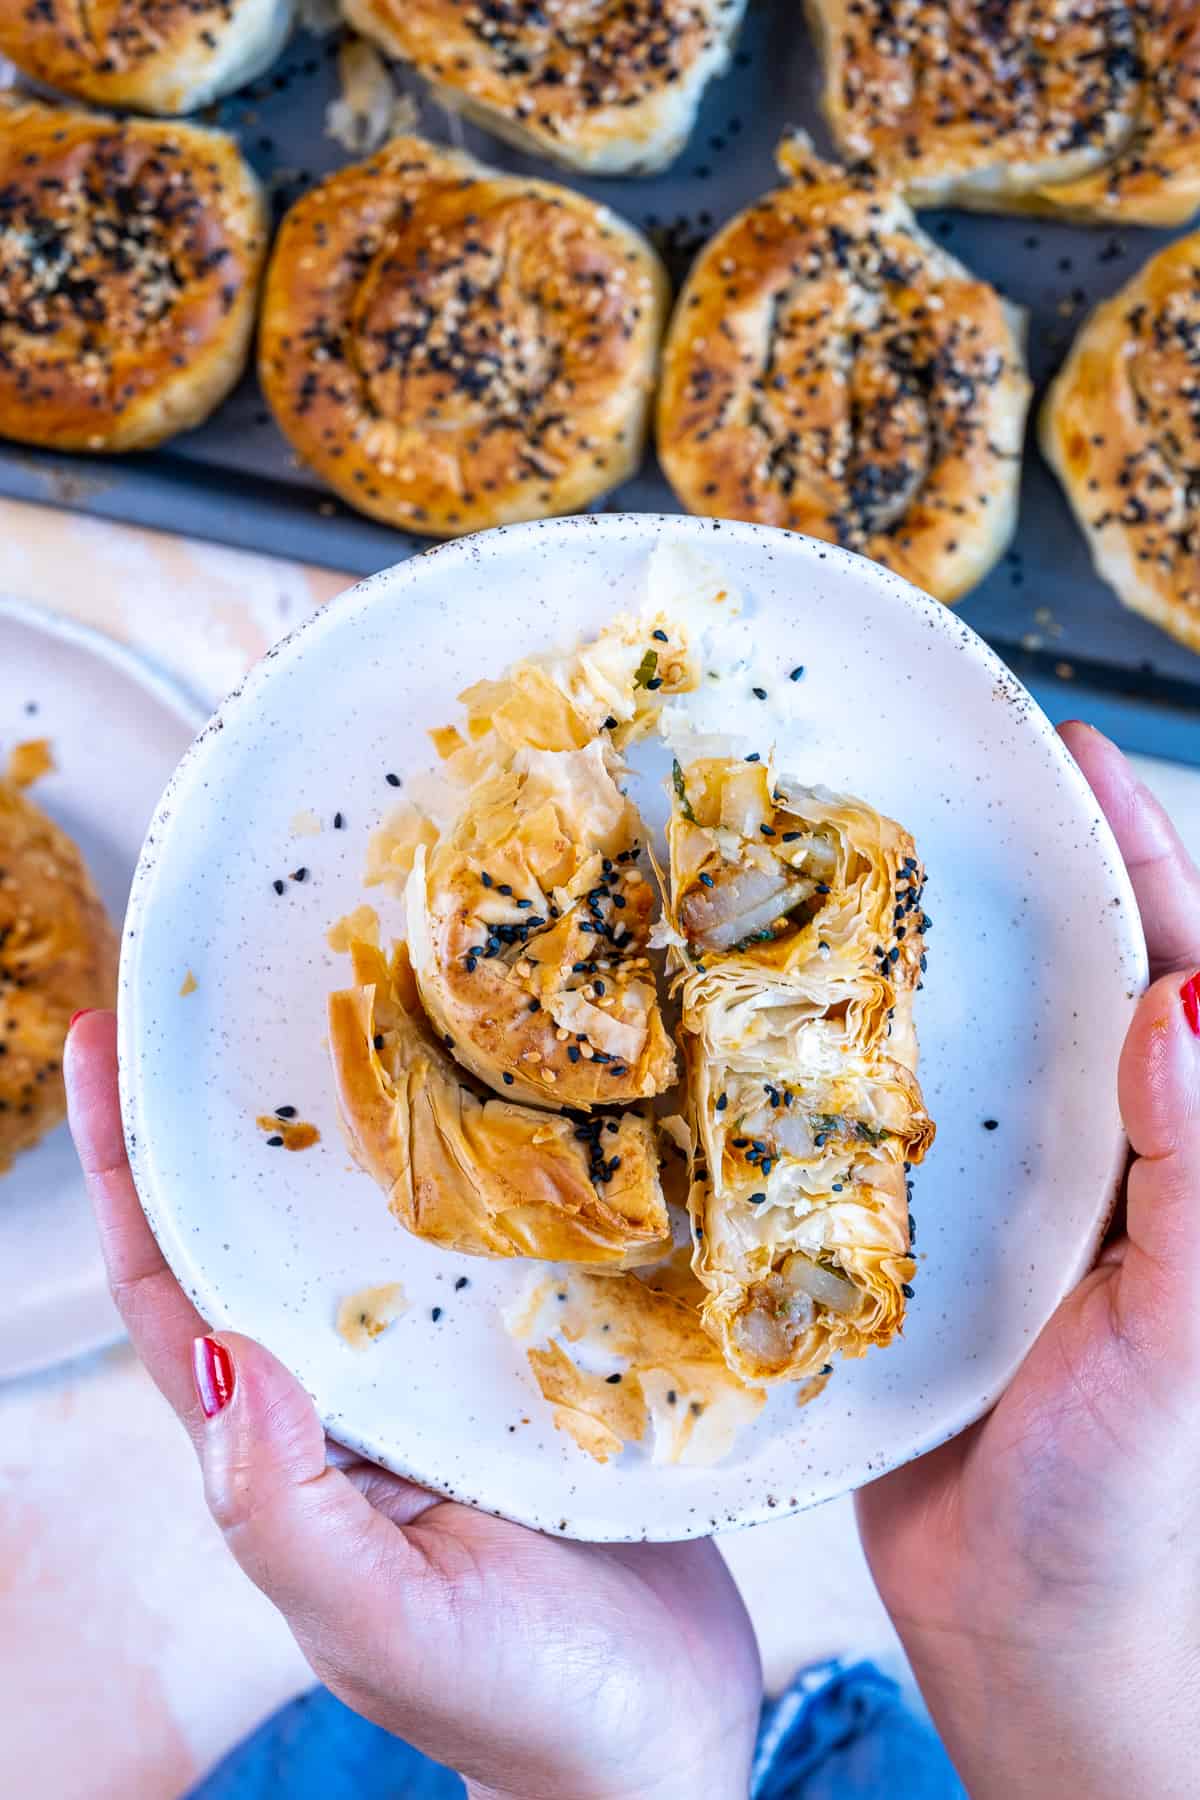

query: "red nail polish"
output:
68 1009 96 1032
192 1336 235 1417
1181 973 1200 1037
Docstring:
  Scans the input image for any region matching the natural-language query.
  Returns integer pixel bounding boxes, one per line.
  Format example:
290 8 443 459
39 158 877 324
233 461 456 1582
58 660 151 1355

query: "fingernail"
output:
192 1336 235 1417
1181 973 1200 1037
68 1009 95 1032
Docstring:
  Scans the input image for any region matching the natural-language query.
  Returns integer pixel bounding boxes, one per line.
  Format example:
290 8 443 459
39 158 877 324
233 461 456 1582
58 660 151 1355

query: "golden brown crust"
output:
259 135 668 537
0 776 117 1171
0 0 293 114
0 97 266 453
1042 232 1200 653
328 939 671 1265
657 141 1030 604
406 745 677 1111
341 0 746 175
809 0 1200 224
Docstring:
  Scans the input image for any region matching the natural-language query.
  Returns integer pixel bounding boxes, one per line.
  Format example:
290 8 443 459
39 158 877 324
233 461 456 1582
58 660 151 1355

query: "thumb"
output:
1113 970 1200 1367
191 1332 446 1707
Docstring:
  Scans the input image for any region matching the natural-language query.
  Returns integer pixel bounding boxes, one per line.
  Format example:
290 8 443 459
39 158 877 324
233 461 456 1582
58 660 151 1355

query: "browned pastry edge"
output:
258 134 668 537
0 776 117 1171
657 140 1030 604
0 0 293 114
0 96 266 452
342 0 747 175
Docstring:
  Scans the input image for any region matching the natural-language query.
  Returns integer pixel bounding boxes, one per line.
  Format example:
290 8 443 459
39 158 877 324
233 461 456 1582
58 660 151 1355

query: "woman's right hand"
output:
858 722 1200 1799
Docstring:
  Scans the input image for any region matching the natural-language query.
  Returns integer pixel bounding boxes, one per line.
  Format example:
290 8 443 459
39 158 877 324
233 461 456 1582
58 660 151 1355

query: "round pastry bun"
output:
0 770 117 1172
1042 232 1200 653
0 97 267 454
259 135 669 538
0 0 293 115
657 139 1031 605
341 0 747 176
808 0 1200 225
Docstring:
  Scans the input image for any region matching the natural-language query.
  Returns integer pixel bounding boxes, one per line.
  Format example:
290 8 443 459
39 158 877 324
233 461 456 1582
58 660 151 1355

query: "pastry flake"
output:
664 753 934 1384
329 939 671 1266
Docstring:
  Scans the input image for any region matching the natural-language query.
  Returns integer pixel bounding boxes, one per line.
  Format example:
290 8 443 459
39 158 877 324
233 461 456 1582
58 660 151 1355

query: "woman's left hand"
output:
66 1011 762 1800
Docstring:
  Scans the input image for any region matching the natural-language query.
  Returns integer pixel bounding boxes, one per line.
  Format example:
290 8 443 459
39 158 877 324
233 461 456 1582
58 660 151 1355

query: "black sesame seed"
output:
983 1118 998 1131
908 1214 916 1242
290 867 309 882
603 715 618 730
745 752 761 762
275 1105 297 1119
265 1134 284 1148
431 1306 442 1321
605 1372 622 1384
272 879 285 895
498 884 513 896
528 997 541 1013
752 686 767 700
748 1191 766 1204
716 1093 728 1112
821 1363 833 1375
373 1033 384 1050
699 872 715 887
645 676 663 691
568 1045 581 1062
901 1283 915 1300
781 831 802 843
516 898 533 909
503 1073 514 1085
455 1276 470 1290
652 628 668 642
333 812 345 829
789 666 804 681
481 871 493 888
385 772 401 787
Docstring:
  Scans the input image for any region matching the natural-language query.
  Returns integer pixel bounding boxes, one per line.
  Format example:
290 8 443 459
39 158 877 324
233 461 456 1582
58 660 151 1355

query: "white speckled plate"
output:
0 600 204 1382
119 516 1146 1541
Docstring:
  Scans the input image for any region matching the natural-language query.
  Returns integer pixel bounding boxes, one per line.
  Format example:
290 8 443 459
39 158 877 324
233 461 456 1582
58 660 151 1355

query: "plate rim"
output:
0 596 206 1384
117 514 1148 1538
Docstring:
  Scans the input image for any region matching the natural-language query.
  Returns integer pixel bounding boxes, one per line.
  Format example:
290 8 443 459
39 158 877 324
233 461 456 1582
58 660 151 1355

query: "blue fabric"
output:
188 1687 464 1799
187 1660 966 1799
751 1660 966 1800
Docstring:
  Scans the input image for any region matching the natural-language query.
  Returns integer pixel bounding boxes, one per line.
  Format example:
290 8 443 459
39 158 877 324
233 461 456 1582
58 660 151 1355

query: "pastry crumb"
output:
256 1113 321 1151
7 738 54 787
336 1282 407 1349
794 1370 833 1407
289 808 322 837
326 905 380 953
179 970 197 997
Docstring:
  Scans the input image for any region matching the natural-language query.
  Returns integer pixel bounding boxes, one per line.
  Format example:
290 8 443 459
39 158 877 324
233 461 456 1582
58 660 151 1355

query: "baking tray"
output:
3 9 1200 762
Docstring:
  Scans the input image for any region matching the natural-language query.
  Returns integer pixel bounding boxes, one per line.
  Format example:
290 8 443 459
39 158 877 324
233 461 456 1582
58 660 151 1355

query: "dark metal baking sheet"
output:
3 9 1199 762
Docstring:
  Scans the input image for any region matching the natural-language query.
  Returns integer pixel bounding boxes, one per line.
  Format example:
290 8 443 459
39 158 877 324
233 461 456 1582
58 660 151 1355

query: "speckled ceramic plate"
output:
119 516 1145 1540
0 601 203 1382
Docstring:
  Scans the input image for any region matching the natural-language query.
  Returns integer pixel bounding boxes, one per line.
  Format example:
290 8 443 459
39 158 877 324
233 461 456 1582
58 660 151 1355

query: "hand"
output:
857 722 1200 1800
65 1015 762 1800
